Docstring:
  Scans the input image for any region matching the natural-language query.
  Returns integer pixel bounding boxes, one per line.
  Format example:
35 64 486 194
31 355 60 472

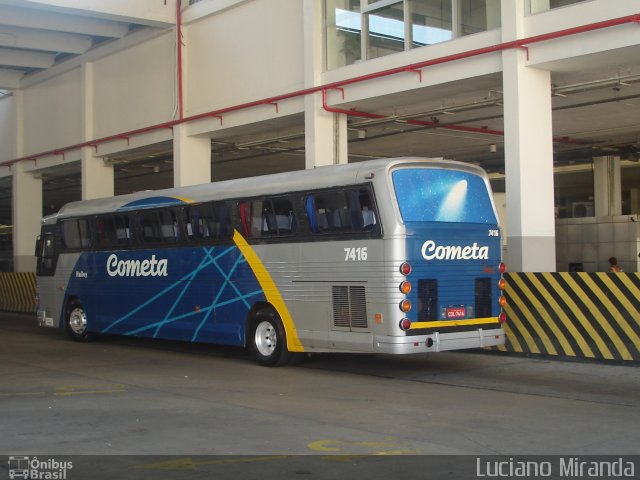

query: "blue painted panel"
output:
65 245 265 346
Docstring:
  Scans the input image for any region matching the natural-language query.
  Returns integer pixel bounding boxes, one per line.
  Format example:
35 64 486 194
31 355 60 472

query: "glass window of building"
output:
530 0 588 15
325 0 500 69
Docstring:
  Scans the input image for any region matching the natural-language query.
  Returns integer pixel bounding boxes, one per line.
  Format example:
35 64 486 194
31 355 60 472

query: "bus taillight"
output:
399 262 412 276
499 295 507 307
399 299 412 313
499 312 507 323
399 281 412 294
498 278 506 290
399 318 412 331
499 262 507 274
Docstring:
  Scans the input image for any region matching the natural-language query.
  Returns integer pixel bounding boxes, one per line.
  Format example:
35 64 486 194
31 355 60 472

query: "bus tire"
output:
65 302 96 342
249 310 293 367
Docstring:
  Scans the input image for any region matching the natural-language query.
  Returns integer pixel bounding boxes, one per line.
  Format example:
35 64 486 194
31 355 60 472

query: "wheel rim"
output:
69 307 87 335
254 320 277 357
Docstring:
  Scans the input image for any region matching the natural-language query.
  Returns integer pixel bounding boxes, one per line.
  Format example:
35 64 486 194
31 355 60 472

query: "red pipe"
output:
176 0 184 120
321 89 506 137
1 13 637 168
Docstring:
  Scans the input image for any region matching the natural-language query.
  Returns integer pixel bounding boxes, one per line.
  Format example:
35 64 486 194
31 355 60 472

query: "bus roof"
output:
46 157 488 222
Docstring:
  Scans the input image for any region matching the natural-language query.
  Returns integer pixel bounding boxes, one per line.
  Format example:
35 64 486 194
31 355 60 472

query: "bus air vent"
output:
417 279 438 321
332 286 368 329
475 278 492 318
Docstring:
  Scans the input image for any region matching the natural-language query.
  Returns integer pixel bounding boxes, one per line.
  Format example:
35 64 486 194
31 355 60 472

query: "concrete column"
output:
502 0 556 272
81 62 114 200
593 156 621 217
12 161 42 272
173 123 211 187
303 0 348 169
81 147 114 200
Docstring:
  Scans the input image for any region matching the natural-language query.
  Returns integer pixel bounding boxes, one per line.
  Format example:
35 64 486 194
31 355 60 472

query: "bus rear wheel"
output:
65 302 96 342
249 311 295 367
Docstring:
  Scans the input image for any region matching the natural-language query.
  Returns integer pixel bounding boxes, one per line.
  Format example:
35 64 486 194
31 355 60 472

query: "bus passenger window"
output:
186 204 225 241
262 198 295 236
307 188 377 234
137 210 177 244
114 215 131 245
158 210 178 242
62 218 91 250
215 204 231 240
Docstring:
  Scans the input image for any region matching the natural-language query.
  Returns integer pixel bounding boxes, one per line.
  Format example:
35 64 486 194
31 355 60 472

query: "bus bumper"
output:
373 327 506 355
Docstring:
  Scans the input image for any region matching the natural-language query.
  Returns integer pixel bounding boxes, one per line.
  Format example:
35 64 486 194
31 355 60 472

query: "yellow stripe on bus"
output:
410 317 499 329
232 230 304 352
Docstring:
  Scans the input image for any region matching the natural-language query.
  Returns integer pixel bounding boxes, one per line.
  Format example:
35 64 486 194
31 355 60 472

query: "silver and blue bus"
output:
35 157 507 366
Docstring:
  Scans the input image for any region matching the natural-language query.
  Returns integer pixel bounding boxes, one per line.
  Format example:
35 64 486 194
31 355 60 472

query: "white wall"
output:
23 68 82 156
93 32 176 138
185 0 304 116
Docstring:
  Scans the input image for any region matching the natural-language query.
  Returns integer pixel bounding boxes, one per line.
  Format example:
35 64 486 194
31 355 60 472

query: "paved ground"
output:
1 312 639 478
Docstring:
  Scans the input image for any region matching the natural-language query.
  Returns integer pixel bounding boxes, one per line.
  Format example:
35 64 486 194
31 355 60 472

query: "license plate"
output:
446 307 466 319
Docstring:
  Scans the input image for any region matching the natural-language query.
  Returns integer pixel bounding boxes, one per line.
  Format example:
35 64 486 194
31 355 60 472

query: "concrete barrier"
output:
496 272 640 363
0 272 36 314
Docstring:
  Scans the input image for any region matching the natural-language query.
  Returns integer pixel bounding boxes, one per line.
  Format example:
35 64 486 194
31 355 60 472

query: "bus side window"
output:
239 201 252 238
216 204 231 240
262 197 296 236
114 215 131 245
62 219 91 250
158 210 178 242
305 196 318 233
358 190 377 231
186 204 222 242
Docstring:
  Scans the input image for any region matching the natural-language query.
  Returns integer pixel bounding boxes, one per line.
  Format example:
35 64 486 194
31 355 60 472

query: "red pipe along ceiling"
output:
1 13 638 168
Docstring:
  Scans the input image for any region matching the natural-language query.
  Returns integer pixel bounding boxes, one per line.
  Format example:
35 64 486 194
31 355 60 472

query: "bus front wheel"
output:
249 311 294 367
65 302 96 342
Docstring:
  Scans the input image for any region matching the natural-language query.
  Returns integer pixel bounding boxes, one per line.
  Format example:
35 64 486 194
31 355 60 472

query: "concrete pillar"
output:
12 161 42 272
303 0 348 169
593 156 621 217
173 123 211 187
81 62 114 200
81 147 114 200
502 0 556 272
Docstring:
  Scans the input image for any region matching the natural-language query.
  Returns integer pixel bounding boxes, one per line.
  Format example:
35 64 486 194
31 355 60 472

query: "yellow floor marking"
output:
133 456 290 471
54 384 126 396
308 438 421 455
0 391 46 397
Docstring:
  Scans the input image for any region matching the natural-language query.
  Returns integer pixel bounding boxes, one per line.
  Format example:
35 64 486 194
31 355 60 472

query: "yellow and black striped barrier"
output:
496 272 640 363
0 272 36 314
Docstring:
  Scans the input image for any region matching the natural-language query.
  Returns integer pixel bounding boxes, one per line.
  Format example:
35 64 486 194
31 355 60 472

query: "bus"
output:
35 157 507 366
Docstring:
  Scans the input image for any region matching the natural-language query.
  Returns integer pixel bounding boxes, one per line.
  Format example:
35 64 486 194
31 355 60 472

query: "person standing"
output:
608 257 623 272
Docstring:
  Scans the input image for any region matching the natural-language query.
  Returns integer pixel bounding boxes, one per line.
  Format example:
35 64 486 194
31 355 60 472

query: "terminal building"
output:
1 0 639 273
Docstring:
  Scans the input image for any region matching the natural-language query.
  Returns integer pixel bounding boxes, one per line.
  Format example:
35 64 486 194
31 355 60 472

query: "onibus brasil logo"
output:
8 456 72 479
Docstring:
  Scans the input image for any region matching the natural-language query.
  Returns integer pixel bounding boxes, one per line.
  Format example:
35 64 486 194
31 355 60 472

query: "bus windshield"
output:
392 168 497 224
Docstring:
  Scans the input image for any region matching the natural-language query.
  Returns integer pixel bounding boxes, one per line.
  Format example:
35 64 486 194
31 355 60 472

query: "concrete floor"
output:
1 312 639 479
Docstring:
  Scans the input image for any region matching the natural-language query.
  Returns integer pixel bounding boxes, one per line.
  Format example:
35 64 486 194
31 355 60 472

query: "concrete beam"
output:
0 47 55 69
0 0 175 28
0 26 92 54
0 4 131 38
0 68 22 89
